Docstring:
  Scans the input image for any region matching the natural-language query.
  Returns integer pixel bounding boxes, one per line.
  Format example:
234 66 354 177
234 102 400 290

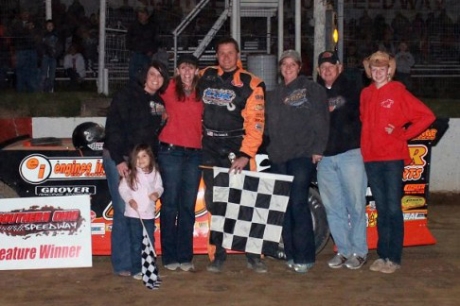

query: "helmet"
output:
72 122 105 151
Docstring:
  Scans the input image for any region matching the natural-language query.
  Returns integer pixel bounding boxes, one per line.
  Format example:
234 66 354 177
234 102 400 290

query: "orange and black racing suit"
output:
198 64 265 261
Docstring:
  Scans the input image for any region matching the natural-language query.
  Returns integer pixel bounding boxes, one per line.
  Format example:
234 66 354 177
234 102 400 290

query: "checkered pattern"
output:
141 225 161 290
210 167 293 256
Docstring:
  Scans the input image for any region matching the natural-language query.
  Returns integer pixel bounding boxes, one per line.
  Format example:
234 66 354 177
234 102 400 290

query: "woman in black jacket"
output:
102 60 169 278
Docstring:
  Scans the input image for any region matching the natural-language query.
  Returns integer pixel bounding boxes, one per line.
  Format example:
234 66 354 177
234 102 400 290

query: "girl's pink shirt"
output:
118 168 163 219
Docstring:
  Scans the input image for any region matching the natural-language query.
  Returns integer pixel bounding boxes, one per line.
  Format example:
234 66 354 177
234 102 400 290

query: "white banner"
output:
0 195 92 270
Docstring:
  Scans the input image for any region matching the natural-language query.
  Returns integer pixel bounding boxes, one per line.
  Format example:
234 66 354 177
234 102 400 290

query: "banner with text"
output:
0 195 92 270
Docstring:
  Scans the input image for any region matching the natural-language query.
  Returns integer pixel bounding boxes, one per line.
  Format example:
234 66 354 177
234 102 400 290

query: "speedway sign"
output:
0 195 92 270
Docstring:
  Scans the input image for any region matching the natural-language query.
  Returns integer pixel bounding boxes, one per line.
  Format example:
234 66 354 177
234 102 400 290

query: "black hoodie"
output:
103 81 164 164
317 72 362 156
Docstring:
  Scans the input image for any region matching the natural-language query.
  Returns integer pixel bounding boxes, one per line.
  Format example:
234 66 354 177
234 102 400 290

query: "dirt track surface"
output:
1 194 459 306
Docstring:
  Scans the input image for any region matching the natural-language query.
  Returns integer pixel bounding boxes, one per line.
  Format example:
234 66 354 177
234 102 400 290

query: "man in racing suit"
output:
198 37 267 273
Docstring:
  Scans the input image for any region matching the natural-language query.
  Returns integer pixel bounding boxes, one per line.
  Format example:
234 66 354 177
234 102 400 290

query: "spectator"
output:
67 0 85 21
410 13 426 64
63 43 86 88
316 50 367 270
343 41 363 89
79 25 98 71
361 51 435 274
378 29 396 55
265 50 329 273
126 6 159 83
10 10 39 92
40 19 62 92
118 0 135 22
395 41 415 91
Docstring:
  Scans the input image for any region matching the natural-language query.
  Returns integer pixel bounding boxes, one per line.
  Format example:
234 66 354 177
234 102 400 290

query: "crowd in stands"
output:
0 0 459 92
0 0 99 92
342 8 460 69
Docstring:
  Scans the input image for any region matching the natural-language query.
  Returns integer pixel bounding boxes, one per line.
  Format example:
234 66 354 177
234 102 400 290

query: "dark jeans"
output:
202 136 260 261
127 217 155 275
270 157 316 264
102 153 132 274
365 160 404 264
41 55 56 92
158 144 202 265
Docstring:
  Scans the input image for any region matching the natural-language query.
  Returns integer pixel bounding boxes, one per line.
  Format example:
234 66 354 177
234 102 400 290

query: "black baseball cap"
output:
318 51 340 66
177 54 199 67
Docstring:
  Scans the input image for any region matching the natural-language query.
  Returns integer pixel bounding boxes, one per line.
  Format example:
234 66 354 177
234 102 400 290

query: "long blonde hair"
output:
125 143 157 191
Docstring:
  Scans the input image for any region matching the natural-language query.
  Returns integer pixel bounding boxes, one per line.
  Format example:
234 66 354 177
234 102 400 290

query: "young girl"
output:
360 51 435 274
119 143 163 280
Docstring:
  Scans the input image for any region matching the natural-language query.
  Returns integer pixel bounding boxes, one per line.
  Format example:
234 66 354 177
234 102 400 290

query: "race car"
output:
0 118 449 257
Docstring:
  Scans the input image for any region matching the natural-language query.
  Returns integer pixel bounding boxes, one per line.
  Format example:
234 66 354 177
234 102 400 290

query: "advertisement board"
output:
0 195 92 270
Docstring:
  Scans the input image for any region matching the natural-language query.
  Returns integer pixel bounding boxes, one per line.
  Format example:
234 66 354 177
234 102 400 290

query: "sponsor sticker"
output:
90 223 106 235
35 185 96 196
401 195 426 210
404 184 426 194
20 154 105 184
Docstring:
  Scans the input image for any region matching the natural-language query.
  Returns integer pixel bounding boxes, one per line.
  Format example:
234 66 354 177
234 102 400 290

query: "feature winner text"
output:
0 245 82 260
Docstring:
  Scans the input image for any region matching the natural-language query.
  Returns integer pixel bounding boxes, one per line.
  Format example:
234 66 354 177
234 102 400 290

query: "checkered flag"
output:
140 220 161 290
210 167 294 256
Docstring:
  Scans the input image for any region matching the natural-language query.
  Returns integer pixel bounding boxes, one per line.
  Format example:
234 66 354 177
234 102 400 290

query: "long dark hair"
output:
125 143 158 191
138 60 170 94
174 64 200 102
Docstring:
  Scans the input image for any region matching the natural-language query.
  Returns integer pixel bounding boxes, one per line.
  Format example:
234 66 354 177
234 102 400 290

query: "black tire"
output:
309 187 330 254
270 186 330 259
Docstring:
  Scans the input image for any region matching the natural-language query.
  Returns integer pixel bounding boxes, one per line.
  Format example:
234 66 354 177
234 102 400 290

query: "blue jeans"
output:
365 160 404 264
317 148 368 258
158 145 202 265
102 154 132 274
16 49 38 92
127 217 155 275
41 55 56 92
129 52 150 83
270 157 316 264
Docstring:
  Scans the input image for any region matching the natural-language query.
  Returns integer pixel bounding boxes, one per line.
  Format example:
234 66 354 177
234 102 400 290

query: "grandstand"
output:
0 0 459 97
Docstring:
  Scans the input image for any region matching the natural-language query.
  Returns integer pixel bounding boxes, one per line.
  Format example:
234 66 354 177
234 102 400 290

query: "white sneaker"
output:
180 262 195 272
369 258 387 272
380 260 401 274
164 263 179 271
132 272 142 280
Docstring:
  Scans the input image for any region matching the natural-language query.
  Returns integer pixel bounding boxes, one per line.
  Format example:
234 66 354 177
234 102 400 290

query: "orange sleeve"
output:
240 78 265 158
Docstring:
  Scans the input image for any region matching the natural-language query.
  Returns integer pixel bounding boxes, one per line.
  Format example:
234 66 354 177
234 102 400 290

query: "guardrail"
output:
411 64 460 78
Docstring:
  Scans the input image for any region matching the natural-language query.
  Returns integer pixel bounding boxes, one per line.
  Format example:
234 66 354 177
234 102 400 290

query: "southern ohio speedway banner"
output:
0 195 92 270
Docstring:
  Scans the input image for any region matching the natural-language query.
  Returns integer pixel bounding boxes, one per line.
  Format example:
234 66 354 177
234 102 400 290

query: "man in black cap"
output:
316 51 368 270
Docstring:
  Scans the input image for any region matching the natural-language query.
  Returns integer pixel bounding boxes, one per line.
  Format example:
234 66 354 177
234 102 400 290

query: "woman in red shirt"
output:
158 54 203 272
